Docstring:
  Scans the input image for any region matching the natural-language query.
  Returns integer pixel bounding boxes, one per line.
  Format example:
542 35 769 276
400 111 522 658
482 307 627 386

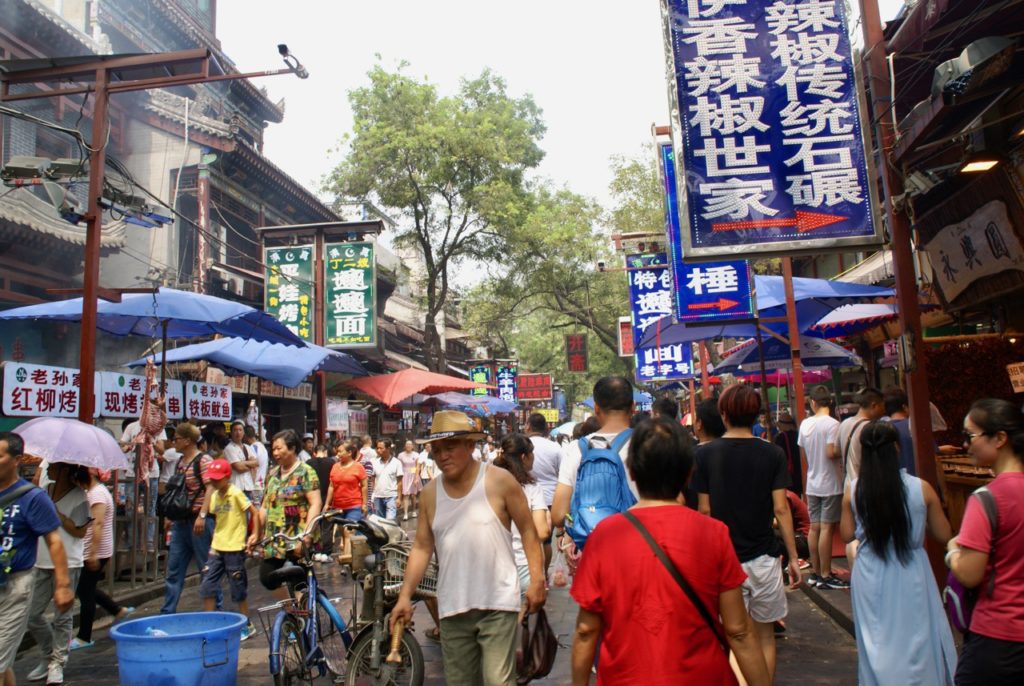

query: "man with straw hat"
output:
391 411 546 686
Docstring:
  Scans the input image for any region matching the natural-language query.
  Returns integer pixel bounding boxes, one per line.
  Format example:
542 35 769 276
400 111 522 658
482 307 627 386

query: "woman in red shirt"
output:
325 440 367 564
570 417 770 686
948 398 1024 685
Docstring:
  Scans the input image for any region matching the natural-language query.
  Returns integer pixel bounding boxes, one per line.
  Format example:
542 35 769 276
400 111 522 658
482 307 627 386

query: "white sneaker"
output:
26 662 48 682
46 664 64 685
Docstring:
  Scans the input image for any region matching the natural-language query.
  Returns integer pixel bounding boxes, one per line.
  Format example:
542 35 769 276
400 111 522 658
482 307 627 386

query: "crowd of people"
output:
1 373 1023 685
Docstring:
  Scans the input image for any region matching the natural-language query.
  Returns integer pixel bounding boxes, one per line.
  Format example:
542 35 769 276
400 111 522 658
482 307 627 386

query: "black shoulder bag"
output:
157 457 203 521
622 510 730 653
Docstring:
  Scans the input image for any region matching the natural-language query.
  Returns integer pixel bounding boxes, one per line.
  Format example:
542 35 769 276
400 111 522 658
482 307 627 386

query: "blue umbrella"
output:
637 275 894 347
711 334 861 375
427 391 518 416
551 421 577 437
811 303 939 338
0 287 304 345
125 337 366 388
579 389 652 409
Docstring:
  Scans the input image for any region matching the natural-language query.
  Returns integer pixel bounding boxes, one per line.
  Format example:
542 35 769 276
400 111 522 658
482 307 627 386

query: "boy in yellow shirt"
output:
201 458 260 640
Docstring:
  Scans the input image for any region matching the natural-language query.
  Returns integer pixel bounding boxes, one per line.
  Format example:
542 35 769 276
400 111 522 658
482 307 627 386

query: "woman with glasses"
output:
947 399 1024 685
840 421 955 684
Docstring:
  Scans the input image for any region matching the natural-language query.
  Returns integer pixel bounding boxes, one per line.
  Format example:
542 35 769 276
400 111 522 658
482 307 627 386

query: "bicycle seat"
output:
266 563 307 588
357 519 392 550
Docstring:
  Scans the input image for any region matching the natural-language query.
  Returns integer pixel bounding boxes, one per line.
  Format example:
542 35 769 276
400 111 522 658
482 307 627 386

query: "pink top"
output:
83 482 114 560
957 471 1024 641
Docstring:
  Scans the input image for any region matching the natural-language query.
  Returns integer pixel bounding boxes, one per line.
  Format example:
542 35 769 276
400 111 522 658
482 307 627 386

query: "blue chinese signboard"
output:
627 252 695 382
661 143 757 322
661 0 883 259
495 365 517 403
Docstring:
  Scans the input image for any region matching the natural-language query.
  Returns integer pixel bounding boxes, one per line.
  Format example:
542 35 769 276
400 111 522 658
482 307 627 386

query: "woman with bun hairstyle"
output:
494 434 550 594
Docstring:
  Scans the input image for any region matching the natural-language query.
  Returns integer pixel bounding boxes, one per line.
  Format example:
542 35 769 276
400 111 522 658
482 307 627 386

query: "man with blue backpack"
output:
552 376 636 555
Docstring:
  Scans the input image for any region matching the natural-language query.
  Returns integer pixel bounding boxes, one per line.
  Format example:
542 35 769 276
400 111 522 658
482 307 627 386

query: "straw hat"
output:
417 410 487 444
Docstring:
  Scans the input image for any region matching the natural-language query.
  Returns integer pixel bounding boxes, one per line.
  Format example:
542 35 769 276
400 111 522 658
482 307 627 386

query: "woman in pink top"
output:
397 440 422 521
69 469 132 650
948 398 1024 685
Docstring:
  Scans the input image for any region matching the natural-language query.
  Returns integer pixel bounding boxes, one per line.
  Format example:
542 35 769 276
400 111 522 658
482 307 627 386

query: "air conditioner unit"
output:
227 276 245 296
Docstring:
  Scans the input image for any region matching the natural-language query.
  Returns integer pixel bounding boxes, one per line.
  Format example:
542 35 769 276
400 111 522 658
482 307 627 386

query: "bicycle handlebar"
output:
255 510 361 548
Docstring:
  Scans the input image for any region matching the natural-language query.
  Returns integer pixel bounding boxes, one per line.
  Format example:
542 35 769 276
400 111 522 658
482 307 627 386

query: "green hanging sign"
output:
264 245 314 342
324 241 377 348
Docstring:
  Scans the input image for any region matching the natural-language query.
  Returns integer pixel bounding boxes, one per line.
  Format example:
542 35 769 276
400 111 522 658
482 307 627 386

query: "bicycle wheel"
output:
274 616 308 686
345 629 424 686
316 592 350 676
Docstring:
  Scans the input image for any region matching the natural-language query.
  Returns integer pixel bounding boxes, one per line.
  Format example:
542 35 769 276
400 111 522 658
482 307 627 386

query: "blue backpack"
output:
567 429 635 549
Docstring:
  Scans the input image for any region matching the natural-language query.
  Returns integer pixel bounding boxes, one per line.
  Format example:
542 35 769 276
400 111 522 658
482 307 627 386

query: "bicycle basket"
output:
255 597 302 646
381 541 438 599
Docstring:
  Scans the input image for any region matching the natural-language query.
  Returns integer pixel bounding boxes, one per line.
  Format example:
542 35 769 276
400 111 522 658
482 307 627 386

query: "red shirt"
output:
571 505 747 686
787 490 810 536
329 461 367 510
957 471 1024 641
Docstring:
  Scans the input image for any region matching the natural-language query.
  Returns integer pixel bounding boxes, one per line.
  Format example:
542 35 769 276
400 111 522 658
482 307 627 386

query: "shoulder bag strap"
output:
622 510 729 653
0 483 36 513
842 419 868 476
973 486 998 597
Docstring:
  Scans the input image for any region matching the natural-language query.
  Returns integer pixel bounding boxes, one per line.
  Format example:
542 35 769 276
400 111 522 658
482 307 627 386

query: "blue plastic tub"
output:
110 612 247 686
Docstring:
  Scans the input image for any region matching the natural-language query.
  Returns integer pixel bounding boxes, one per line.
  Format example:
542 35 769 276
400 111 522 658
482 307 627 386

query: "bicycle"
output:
256 511 433 685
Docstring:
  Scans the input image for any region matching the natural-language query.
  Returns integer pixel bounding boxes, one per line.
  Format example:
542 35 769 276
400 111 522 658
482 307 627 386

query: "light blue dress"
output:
851 471 957 685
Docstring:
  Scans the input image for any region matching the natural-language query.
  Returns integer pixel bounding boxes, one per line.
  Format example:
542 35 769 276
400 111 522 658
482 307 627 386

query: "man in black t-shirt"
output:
691 385 800 681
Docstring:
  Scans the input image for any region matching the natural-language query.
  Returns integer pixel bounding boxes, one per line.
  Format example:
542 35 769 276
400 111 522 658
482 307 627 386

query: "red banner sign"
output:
518 373 553 401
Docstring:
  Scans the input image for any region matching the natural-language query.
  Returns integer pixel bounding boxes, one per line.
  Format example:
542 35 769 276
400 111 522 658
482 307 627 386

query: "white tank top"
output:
432 463 520 618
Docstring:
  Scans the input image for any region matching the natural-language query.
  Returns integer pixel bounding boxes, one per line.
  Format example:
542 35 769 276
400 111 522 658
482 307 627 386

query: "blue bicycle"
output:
257 512 430 686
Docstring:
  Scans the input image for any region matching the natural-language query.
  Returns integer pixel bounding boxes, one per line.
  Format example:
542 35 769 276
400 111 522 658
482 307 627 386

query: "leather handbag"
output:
516 608 558 684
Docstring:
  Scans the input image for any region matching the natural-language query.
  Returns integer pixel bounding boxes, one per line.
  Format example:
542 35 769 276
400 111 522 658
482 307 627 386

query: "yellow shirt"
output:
210 485 251 552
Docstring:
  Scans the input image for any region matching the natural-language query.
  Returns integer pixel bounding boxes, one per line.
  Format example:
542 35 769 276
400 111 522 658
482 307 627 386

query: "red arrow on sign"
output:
688 297 740 311
712 210 848 234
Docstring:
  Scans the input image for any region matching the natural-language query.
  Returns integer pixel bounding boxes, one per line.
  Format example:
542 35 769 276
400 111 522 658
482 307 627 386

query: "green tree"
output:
607 145 665 237
325 63 545 371
462 185 631 395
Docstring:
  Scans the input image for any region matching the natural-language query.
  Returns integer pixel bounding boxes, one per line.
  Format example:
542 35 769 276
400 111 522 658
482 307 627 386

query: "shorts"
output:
0 569 35 670
740 553 787 623
200 550 248 602
955 631 1024 686
807 494 842 524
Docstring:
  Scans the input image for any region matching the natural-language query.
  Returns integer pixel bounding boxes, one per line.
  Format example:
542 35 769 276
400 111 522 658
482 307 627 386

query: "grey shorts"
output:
0 569 35 670
807 494 842 524
740 554 787 624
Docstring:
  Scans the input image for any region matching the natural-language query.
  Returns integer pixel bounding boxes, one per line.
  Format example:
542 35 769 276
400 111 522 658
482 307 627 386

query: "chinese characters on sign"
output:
348 409 369 437
326 397 349 432
661 0 881 259
518 373 553 401
469 365 492 397
2 362 91 418
324 242 377 348
618 317 635 357
264 246 314 342
495 365 517 403
565 334 589 373
97 372 185 420
185 382 232 421
627 253 695 382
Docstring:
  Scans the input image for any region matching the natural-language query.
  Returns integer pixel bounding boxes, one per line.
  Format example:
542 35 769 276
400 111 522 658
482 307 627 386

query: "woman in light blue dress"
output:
841 421 957 685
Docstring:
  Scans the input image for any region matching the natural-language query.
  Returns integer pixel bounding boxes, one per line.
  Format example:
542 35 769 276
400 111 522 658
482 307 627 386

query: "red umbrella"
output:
342 368 489 407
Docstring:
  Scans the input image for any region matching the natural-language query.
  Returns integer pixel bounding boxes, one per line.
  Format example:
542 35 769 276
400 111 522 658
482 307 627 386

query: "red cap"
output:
206 458 232 481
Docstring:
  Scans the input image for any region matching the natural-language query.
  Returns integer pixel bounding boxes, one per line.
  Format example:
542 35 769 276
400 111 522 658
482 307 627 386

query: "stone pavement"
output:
12 556 858 685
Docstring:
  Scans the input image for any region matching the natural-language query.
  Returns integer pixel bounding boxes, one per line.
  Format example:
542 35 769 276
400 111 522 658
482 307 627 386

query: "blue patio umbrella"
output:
711 334 861 376
810 303 939 338
0 287 304 346
427 391 518 416
637 275 894 347
551 421 577 437
126 337 366 388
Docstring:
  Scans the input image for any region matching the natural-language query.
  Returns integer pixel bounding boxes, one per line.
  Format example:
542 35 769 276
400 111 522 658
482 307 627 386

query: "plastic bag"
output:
550 548 569 588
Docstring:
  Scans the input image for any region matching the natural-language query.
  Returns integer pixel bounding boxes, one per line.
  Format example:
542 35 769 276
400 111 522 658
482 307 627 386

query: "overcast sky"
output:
217 0 907 213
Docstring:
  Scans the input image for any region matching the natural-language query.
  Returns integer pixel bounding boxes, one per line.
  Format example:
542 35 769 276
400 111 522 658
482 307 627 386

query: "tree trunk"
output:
422 316 447 373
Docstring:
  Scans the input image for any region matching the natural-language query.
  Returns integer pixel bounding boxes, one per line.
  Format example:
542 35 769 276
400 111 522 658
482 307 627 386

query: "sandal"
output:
424 627 440 642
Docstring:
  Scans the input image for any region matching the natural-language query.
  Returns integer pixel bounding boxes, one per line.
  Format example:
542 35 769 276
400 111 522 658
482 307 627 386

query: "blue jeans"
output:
340 507 364 522
373 496 397 520
161 517 221 614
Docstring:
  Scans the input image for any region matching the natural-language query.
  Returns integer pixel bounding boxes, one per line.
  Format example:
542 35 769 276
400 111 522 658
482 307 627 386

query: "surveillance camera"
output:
278 44 289 57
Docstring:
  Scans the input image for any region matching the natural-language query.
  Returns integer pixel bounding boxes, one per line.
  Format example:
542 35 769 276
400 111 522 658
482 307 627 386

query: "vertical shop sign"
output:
469 365 492 397
660 0 882 259
495 365 518 403
264 245 314 342
565 334 589 373
324 242 377 348
627 253 694 381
